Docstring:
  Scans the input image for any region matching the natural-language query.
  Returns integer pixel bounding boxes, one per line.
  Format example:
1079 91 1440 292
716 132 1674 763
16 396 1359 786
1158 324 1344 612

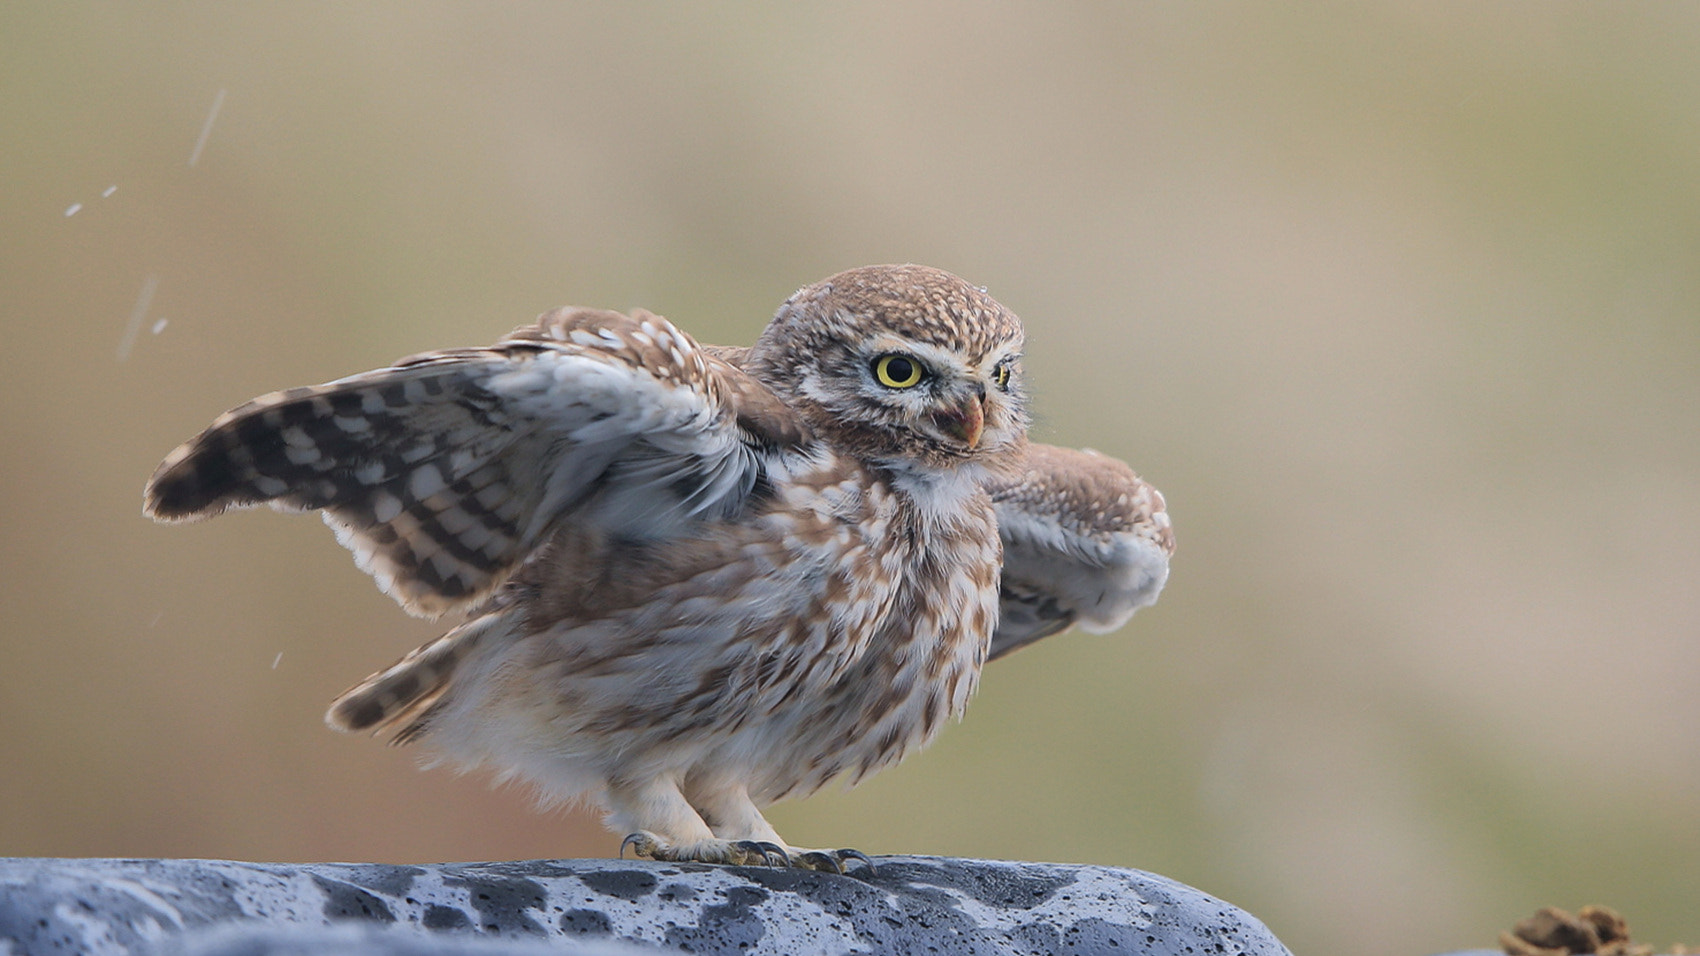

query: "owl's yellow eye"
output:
873 354 925 389
992 362 1012 390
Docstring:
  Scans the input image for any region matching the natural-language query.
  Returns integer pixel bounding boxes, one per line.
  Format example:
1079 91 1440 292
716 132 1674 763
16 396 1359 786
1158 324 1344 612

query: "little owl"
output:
144 264 1172 872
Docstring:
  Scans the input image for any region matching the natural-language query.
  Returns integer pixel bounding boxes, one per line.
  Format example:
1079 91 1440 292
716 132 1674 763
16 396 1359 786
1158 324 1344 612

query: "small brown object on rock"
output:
1500 905 1651 956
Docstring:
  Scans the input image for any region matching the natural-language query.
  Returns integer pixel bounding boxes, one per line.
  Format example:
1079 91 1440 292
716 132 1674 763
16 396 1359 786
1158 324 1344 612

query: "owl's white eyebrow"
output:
859 338 960 369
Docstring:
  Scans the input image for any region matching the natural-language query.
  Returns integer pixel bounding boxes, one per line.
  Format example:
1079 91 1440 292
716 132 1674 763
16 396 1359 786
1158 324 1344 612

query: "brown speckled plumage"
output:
143 264 1172 871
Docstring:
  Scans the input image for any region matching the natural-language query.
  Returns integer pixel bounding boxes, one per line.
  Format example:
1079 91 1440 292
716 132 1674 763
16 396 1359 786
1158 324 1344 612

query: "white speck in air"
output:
117 274 160 361
102 185 118 198
188 88 227 167
152 318 169 335
65 203 82 217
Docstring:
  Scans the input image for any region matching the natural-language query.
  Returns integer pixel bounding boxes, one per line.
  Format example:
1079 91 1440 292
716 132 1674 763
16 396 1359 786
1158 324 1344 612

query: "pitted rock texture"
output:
0 855 1291 956
157 922 647 956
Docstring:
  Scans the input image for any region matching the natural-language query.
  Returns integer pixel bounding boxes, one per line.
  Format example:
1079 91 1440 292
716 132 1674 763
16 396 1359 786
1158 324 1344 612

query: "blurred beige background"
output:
3 5 1697 955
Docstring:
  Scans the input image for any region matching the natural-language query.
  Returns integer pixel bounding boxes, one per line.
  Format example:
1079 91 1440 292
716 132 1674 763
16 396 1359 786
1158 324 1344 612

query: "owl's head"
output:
747 264 1029 473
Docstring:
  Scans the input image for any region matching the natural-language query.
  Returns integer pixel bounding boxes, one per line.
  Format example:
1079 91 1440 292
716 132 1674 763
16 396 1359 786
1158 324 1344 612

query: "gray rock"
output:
156 922 647 956
0 855 1291 956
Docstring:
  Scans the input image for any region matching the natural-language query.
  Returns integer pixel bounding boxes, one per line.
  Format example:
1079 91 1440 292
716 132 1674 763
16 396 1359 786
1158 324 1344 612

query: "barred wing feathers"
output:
986 443 1174 661
144 307 808 618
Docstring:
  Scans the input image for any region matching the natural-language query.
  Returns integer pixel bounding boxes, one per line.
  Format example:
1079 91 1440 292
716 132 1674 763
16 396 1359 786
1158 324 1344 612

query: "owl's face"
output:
748 265 1029 472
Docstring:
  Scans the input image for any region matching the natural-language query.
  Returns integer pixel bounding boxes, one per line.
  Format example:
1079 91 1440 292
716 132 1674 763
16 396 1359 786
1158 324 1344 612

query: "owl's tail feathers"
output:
326 611 504 744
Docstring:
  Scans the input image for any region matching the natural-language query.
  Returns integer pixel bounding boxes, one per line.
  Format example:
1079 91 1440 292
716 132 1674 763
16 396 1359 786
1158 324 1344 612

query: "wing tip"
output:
142 429 267 522
142 459 225 523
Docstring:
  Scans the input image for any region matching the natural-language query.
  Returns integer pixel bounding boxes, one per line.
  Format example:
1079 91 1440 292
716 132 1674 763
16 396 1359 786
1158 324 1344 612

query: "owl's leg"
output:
607 776 788 867
686 780 875 876
688 781 784 845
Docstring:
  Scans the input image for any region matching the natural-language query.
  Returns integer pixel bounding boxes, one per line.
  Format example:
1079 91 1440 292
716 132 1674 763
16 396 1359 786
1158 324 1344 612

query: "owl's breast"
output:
735 461 1004 798
502 451 1003 799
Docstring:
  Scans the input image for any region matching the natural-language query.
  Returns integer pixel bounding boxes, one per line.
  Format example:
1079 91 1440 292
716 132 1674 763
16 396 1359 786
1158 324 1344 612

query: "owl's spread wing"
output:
986 443 1174 661
144 307 809 617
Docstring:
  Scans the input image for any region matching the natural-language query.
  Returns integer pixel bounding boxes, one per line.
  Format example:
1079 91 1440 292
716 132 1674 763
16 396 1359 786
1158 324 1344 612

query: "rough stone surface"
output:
0 855 1292 956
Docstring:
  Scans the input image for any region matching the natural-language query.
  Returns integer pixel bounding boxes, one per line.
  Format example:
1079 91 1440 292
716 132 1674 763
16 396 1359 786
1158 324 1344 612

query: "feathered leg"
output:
609 776 789 867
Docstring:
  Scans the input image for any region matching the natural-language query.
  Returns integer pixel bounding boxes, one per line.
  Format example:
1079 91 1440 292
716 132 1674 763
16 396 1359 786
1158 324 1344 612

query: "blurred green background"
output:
3 5 1697 955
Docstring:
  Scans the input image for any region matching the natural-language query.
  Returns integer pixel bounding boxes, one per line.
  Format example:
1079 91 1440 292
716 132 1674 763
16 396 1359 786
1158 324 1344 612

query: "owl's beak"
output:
932 394 985 448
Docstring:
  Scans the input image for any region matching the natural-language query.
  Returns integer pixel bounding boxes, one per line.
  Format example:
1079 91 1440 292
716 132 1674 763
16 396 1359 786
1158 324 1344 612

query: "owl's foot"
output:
619 832 874 874
620 831 791 867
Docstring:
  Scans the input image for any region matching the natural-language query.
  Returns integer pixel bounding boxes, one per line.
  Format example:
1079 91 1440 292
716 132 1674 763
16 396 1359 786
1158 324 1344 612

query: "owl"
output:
144 265 1172 873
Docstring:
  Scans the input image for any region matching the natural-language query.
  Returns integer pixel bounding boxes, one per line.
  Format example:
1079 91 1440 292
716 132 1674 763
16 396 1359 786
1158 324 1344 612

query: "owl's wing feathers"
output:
986 443 1174 661
143 307 808 618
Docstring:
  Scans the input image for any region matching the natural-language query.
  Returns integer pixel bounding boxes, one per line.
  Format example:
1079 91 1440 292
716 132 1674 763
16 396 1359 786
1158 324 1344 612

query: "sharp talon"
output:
836 848 875 874
620 833 643 859
733 840 789 867
795 850 841 874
